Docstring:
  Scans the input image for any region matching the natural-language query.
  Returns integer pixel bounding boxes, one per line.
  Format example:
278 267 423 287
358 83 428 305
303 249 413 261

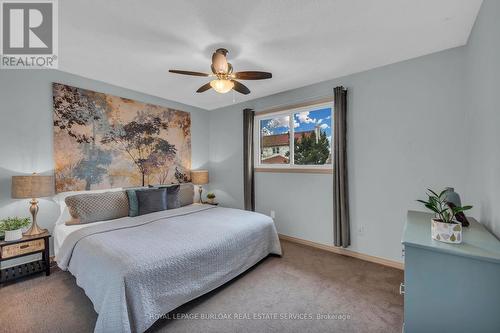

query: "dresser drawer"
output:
1 239 45 259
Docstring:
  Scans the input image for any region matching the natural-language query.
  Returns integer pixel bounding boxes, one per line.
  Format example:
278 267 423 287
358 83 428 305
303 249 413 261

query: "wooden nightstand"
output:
0 231 51 284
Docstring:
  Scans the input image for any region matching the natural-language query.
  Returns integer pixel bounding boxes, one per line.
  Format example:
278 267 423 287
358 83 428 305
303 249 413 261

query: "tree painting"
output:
53 85 113 190
53 83 191 192
101 115 177 186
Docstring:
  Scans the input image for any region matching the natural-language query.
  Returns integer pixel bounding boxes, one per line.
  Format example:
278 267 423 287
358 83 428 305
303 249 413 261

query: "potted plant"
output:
417 189 472 244
0 217 31 241
206 192 216 204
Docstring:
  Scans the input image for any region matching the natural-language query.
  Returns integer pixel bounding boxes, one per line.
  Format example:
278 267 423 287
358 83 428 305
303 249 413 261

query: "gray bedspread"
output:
56 205 282 333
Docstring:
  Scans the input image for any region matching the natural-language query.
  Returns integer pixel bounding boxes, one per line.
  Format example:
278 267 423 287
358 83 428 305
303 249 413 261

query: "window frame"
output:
254 101 334 172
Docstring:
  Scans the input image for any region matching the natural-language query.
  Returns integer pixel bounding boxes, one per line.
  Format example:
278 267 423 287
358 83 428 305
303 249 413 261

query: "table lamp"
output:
191 170 209 204
11 173 55 236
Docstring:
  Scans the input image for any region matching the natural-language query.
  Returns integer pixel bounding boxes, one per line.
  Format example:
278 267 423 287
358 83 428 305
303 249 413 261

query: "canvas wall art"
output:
53 83 191 193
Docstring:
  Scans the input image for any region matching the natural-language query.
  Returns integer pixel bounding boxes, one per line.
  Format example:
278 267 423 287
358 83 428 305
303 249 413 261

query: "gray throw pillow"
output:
165 185 181 209
153 185 181 209
149 183 189 208
125 187 147 217
65 191 129 225
137 188 168 215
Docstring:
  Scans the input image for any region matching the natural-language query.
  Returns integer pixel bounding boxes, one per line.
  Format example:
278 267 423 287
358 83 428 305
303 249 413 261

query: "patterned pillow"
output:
65 191 129 225
136 188 168 216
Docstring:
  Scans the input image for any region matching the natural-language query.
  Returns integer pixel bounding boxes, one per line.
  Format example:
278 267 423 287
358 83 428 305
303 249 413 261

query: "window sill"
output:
255 167 333 174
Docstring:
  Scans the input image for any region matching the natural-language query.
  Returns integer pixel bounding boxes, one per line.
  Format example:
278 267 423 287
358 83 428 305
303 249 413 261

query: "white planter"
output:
431 219 462 244
4 228 23 241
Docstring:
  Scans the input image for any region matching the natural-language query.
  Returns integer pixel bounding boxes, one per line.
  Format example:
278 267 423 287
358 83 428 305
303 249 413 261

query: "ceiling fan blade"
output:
169 70 209 77
212 51 228 73
233 71 272 80
232 80 250 95
196 82 212 93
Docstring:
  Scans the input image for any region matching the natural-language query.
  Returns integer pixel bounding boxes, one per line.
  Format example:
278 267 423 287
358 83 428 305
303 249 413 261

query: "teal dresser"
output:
402 211 500 333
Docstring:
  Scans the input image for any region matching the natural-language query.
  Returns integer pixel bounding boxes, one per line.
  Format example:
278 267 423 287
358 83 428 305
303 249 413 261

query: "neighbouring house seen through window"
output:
256 102 333 169
259 115 290 165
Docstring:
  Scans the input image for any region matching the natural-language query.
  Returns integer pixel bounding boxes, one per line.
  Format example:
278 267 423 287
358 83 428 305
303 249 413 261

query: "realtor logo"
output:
1 0 58 68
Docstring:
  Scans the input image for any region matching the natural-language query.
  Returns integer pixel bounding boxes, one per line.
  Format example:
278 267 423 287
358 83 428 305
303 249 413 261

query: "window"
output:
255 102 333 171
259 115 290 165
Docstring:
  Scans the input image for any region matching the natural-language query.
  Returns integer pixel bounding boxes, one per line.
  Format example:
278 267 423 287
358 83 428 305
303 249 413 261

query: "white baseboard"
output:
278 233 404 270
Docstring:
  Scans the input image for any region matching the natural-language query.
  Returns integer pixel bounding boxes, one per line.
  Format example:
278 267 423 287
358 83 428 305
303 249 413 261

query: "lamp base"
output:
23 223 47 236
198 185 204 204
23 198 47 236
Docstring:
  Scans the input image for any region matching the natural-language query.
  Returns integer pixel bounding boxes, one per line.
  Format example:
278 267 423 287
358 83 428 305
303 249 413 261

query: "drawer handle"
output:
20 244 29 249
399 282 405 295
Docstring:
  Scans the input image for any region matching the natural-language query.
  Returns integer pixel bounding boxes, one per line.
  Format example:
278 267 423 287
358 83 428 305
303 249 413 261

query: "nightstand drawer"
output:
1 239 45 259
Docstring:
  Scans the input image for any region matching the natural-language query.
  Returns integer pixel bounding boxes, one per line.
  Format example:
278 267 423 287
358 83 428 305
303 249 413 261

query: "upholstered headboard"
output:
178 183 195 206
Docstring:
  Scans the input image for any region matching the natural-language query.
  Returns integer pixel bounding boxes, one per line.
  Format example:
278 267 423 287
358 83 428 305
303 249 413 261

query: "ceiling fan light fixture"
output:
210 79 234 94
169 48 271 95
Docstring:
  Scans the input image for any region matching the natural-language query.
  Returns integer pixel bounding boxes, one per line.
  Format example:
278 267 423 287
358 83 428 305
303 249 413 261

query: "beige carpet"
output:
0 241 404 333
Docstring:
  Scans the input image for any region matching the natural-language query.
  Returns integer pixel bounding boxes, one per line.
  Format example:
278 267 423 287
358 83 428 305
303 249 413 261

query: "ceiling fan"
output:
169 48 272 95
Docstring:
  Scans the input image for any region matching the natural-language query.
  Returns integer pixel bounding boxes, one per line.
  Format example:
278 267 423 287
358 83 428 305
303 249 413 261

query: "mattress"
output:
53 219 111 256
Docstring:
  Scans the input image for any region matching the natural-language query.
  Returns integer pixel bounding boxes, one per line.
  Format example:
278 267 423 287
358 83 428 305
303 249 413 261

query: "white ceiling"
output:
60 0 482 110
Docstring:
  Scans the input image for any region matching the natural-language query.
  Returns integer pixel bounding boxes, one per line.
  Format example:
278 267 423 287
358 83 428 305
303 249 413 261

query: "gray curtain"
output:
243 108 255 211
333 86 350 247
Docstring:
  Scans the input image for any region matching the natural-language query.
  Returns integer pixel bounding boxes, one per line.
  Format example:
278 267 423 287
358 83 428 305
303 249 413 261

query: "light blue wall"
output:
464 0 500 237
209 46 468 262
1 0 497 266
208 0 500 263
0 70 210 254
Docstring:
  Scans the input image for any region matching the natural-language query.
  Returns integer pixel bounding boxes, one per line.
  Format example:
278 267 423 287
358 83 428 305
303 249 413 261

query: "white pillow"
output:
55 206 72 226
54 188 123 225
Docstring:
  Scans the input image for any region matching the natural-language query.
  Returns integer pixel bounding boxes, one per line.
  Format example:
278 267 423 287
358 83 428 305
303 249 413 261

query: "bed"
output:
54 201 281 333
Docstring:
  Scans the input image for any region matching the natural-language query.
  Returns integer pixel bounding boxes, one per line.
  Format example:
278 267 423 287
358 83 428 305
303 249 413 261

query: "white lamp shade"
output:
210 79 234 94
